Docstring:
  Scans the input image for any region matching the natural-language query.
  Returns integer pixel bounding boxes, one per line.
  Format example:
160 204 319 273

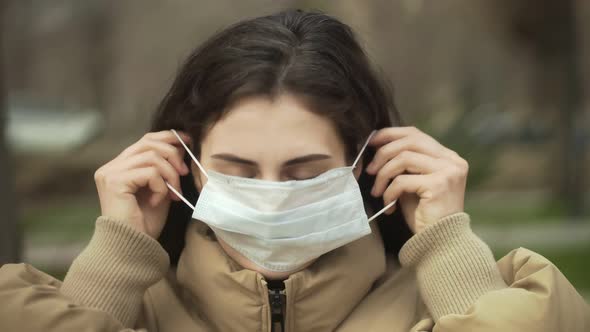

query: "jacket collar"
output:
175 220 387 331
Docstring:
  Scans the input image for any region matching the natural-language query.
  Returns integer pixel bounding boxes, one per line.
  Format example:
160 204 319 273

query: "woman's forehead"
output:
201 94 347 157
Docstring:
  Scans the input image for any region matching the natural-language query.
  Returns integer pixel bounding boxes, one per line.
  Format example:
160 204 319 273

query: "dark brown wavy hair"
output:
150 9 412 266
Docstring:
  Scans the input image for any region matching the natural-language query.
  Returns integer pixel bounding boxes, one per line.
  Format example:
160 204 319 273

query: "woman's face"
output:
192 93 361 279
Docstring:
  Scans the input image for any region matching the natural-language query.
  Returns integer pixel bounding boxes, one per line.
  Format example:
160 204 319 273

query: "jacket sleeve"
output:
401 212 590 332
0 216 170 332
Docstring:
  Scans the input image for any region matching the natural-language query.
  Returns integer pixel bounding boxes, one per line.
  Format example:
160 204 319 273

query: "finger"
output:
367 133 462 174
382 174 431 214
366 136 448 173
117 150 183 201
119 139 188 174
371 151 446 197
142 130 192 146
369 126 421 146
123 167 169 206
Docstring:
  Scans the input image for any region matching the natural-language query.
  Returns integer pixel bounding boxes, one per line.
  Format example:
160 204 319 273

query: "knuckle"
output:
444 167 465 184
380 127 394 136
103 174 120 189
373 149 385 163
452 162 468 177
392 174 405 186
165 144 178 156
460 158 469 172
147 167 160 178
398 150 412 162
450 168 463 181
93 168 105 182
406 135 419 147
382 191 392 202
457 164 469 178
146 150 160 160
121 146 134 156
382 182 395 197
438 176 451 188
374 169 386 184
171 149 184 162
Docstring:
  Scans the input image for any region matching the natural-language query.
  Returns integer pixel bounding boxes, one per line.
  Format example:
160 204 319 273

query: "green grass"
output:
466 198 569 226
22 197 98 245
540 246 590 291
492 245 590 292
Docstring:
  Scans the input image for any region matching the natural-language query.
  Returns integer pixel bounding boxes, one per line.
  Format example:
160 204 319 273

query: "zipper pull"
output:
267 280 286 332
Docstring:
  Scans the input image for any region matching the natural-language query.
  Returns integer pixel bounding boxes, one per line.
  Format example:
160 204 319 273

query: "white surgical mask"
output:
166 129 396 272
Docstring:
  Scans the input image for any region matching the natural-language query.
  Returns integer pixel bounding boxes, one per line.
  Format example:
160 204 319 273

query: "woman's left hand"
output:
365 126 468 234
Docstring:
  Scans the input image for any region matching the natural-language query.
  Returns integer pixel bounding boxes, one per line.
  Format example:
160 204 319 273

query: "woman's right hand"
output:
93 130 192 239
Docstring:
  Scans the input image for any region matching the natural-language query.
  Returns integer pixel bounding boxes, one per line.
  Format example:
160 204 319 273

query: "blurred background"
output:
0 0 588 300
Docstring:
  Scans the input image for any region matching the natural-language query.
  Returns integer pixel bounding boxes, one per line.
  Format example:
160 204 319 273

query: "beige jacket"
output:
0 212 588 331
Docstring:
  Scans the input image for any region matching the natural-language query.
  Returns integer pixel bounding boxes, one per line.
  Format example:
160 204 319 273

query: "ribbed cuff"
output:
399 212 507 321
61 216 170 327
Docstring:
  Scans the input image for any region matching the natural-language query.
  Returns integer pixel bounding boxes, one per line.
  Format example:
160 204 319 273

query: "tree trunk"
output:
0 0 22 264
499 0 585 217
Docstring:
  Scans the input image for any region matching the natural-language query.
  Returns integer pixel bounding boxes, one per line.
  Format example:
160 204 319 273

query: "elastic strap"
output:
367 199 397 223
164 129 208 210
171 129 208 178
352 130 376 168
165 182 195 210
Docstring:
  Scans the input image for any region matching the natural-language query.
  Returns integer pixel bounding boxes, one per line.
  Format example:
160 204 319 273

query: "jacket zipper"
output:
267 280 286 332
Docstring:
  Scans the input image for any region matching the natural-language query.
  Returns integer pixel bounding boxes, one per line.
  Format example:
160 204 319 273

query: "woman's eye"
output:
214 165 257 178
288 172 320 181
235 171 257 179
293 176 315 181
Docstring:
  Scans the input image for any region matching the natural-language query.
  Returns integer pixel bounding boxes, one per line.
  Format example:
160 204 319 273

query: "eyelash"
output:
244 174 317 181
287 173 320 181
218 165 323 180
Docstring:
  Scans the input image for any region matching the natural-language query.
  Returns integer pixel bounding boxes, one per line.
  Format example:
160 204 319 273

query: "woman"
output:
0 9 588 332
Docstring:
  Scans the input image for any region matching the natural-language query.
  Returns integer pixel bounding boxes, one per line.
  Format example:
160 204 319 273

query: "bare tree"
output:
496 0 585 217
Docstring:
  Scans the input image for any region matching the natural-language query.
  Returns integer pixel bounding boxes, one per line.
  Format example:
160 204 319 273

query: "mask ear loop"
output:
166 182 195 210
163 129 210 210
171 129 208 179
352 130 376 168
367 199 397 223
354 130 397 223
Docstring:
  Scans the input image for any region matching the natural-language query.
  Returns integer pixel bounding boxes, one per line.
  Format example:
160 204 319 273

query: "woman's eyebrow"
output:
210 153 331 167
283 154 331 166
211 153 257 166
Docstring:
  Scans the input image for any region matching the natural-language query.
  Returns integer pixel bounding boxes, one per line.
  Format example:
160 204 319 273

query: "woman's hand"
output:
366 126 468 234
93 130 192 238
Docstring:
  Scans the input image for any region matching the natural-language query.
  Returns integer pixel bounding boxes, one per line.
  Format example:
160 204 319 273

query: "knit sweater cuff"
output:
399 212 507 321
61 216 170 327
